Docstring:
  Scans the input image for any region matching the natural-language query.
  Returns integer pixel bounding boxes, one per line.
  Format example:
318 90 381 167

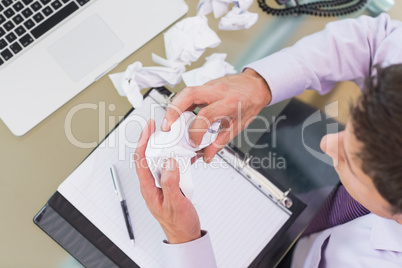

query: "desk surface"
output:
1 1 402 267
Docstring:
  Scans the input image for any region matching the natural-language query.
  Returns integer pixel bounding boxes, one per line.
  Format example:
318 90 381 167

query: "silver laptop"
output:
0 0 188 136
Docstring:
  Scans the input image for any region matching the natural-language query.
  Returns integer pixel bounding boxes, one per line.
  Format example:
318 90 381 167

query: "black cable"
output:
258 0 368 17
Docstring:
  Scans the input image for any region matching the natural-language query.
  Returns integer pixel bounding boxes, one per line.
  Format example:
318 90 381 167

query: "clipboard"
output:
34 87 340 267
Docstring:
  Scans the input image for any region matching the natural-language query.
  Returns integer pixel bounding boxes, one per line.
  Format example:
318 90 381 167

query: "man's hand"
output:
135 119 201 244
161 69 271 163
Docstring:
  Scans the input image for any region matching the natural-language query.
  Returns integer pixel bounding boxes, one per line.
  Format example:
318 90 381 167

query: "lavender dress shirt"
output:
162 13 402 268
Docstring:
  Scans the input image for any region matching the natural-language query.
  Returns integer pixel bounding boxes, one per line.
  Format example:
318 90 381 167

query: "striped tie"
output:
302 185 370 236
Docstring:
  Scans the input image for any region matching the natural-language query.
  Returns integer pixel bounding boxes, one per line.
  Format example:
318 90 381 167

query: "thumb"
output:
160 158 182 200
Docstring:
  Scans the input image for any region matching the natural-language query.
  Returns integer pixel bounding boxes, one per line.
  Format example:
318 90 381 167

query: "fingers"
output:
202 117 238 162
185 103 207 112
189 101 228 147
203 130 233 163
162 87 198 131
135 120 158 196
162 86 221 132
160 158 183 201
191 150 204 165
136 119 156 155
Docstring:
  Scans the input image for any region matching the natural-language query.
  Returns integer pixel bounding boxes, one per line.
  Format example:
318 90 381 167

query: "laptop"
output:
0 0 188 136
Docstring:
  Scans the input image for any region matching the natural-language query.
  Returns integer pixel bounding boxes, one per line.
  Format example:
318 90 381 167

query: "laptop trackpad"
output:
48 14 123 82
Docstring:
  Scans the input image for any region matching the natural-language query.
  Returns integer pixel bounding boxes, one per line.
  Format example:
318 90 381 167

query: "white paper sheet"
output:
58 90 290 268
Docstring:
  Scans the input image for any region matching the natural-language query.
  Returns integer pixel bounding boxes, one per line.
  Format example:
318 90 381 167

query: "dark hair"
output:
351 64 402 214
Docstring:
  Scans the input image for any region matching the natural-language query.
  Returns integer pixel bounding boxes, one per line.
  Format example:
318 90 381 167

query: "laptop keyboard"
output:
0 0 92 67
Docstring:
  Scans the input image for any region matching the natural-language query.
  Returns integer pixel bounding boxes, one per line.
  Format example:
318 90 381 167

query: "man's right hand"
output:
162 68 272 163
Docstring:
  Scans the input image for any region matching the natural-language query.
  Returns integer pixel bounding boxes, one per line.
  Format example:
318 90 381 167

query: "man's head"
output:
321 64 402 223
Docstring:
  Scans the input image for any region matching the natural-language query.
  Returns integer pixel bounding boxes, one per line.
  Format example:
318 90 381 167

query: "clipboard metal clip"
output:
219 147 293 210
281 189 293 209
242 155 293 209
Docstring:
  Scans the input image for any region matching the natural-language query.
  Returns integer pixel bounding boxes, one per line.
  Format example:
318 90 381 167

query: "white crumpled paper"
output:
197 0 257 30
219 6 258 30
109 61 185 108
182 53 237 87
197 0 253 18
161 15 221 66
145 112 220 200
109 16 220 108
197 0 230 18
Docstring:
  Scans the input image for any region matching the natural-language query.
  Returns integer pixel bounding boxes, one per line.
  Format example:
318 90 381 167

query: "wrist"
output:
162 224 202 244
243 68 272 106
243 68 263 79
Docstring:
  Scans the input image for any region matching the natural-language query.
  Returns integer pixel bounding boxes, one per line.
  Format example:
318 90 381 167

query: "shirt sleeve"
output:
162 230 217 268
245 13 402 105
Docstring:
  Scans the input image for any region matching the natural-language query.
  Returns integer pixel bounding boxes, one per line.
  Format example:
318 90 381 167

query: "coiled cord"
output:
257 0 368 17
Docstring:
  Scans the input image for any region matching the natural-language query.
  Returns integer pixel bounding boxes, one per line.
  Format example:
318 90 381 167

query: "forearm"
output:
246 13 402 105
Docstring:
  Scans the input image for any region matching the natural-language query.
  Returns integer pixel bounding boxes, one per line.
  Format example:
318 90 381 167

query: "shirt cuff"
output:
244 51 307 106
163 230 217 268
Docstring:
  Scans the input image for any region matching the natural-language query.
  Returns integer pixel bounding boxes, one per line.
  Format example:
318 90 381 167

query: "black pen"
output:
110 165 135 245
